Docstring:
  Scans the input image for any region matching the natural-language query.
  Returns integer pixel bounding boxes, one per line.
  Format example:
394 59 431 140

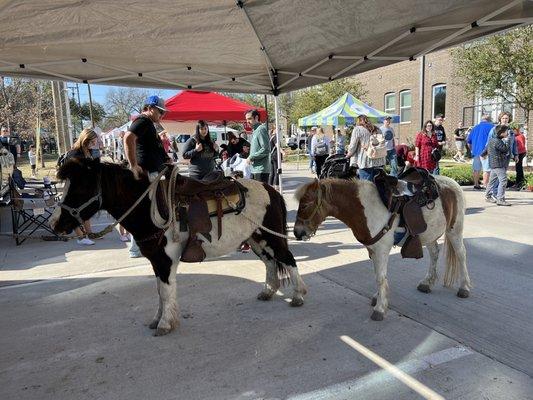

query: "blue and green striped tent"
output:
298 92 400 126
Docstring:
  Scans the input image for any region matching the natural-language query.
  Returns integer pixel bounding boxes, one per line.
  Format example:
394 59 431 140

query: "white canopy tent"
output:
1 0 531 190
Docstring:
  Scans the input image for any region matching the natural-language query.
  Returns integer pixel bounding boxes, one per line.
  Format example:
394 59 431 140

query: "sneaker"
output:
120 234 130 242
129 252 142 258
240 243 251 253
497 200 511 206
473 185 483 190
77 237 95 246
485 196 496 203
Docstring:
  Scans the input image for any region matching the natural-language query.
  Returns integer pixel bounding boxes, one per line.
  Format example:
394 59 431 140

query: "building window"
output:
432 84 446 118
384 92 396 115
400 90 411 123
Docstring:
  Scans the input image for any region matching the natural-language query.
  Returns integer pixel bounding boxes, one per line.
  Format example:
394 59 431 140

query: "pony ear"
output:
56 157 83 180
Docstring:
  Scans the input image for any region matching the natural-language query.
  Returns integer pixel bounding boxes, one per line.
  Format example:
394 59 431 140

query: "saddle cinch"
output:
374 168 439 259
157 171 248 263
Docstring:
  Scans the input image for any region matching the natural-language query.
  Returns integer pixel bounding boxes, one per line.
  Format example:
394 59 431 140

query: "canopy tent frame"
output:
0 1 530 94
0 1 531 193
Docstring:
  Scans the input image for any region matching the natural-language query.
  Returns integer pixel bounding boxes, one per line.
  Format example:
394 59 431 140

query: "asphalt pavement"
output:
1 163 532 400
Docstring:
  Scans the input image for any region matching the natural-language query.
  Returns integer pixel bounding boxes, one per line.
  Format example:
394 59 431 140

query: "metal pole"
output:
87 82 95 128
75 83 83 132
63 82 74 149
419 55 425 130
264 94 269 132
274 95 283 193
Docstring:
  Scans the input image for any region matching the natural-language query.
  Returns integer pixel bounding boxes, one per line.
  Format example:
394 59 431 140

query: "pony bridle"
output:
59 182 102 226
298 185 324 235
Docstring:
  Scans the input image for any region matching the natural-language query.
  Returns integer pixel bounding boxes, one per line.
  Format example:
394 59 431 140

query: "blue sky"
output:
74 84 179 106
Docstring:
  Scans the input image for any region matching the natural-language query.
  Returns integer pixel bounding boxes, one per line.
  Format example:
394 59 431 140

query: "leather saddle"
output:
374 168 439 259
169 171 247 263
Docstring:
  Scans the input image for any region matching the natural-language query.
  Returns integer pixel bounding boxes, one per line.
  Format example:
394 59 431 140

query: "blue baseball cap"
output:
144 95 167 112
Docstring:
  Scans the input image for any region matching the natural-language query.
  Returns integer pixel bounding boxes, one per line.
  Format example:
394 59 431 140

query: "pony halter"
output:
299 184 324 225
59 187 102 226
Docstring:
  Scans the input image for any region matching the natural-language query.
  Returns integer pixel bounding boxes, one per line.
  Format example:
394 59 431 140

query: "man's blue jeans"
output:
359 167 379 182
386 149 398 176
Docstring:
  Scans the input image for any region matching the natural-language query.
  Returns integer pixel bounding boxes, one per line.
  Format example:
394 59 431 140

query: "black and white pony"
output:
50 159 307 336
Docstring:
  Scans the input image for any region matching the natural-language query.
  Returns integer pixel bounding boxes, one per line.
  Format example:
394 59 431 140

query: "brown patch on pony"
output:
319 179 373 244
439 186 457 230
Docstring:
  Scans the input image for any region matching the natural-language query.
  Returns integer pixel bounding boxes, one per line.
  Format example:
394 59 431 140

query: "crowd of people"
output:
303 111 528 207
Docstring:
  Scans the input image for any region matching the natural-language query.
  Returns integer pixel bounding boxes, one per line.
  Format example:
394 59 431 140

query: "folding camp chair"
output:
8 176 65 245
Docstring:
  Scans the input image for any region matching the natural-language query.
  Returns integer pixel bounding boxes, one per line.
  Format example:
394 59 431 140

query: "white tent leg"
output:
274 96 283 194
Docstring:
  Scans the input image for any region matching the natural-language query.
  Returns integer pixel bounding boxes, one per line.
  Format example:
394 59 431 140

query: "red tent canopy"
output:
162 91 267 122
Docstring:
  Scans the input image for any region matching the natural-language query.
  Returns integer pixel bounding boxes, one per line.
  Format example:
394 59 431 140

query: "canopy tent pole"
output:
87 82 95 128
274 95 283 194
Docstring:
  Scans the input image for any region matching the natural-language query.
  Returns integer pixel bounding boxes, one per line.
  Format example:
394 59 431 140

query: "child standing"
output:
485 125 511 206
28 145 37 178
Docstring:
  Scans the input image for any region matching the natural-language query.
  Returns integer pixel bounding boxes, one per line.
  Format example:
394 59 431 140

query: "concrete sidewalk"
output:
1 165 532 400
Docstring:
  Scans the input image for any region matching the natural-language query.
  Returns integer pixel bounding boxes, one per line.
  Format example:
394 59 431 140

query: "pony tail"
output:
444 236 460 287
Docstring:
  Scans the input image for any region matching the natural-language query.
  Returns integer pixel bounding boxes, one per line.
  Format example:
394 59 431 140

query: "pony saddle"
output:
172 172 248 263
373 168 439 259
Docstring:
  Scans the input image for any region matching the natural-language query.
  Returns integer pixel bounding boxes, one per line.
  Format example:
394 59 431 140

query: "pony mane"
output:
295 178 361 203
56 159 148 200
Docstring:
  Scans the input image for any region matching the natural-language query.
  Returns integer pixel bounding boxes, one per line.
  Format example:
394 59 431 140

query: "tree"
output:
104 87 152 128
452 26 533 122
0 77 55 140
288 78 367 125
69 98 106 129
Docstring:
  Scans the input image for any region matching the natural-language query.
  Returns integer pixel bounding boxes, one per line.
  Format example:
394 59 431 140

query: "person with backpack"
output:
380 116 398 176
310 127 331 178
346 115 386 181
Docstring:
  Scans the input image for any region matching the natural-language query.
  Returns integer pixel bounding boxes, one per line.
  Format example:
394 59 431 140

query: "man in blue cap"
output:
124 95 170 257
124 95 170 180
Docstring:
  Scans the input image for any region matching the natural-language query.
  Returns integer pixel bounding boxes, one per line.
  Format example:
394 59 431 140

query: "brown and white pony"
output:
50 159 307 336
294 177 471 321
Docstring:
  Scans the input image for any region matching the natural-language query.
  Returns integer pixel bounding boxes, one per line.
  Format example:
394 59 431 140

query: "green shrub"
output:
440 164 473 185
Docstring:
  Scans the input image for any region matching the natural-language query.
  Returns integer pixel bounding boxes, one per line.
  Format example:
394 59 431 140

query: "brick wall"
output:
354 48 533 152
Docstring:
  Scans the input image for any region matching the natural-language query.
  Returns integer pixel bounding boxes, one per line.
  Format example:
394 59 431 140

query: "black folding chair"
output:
8 176 65 245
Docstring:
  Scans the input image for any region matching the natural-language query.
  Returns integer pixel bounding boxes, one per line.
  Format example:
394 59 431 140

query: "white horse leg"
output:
417 241 440 293
369 248 391 321
446 230 472 298
148 278 163 329
249 239 280 301
154 262 179 336
250 236 307 306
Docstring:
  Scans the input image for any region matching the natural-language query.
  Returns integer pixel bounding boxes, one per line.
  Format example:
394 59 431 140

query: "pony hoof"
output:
457 288 470 298
154 327 172 336
370 297 377 307
148 319 159 329
257 291 273 301
417 283 431 293
290 297 304 307
370 310 384 321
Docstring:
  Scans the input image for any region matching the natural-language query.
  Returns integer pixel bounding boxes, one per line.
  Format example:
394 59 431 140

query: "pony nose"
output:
293 223 305 241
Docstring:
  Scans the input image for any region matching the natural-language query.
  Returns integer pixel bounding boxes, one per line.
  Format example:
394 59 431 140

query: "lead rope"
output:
88 167 169 239
221 193 296 241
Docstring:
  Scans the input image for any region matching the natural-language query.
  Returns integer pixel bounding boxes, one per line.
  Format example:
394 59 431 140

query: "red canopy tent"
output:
162 91 267 123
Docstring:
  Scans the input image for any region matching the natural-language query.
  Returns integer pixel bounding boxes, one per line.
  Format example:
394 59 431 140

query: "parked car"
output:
287 133 308 150
170 126 239 156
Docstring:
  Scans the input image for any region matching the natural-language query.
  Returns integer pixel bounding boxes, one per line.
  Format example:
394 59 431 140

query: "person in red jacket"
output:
513 128 527 190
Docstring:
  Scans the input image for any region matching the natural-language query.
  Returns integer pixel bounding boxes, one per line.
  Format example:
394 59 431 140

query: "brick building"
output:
354 48 531 150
